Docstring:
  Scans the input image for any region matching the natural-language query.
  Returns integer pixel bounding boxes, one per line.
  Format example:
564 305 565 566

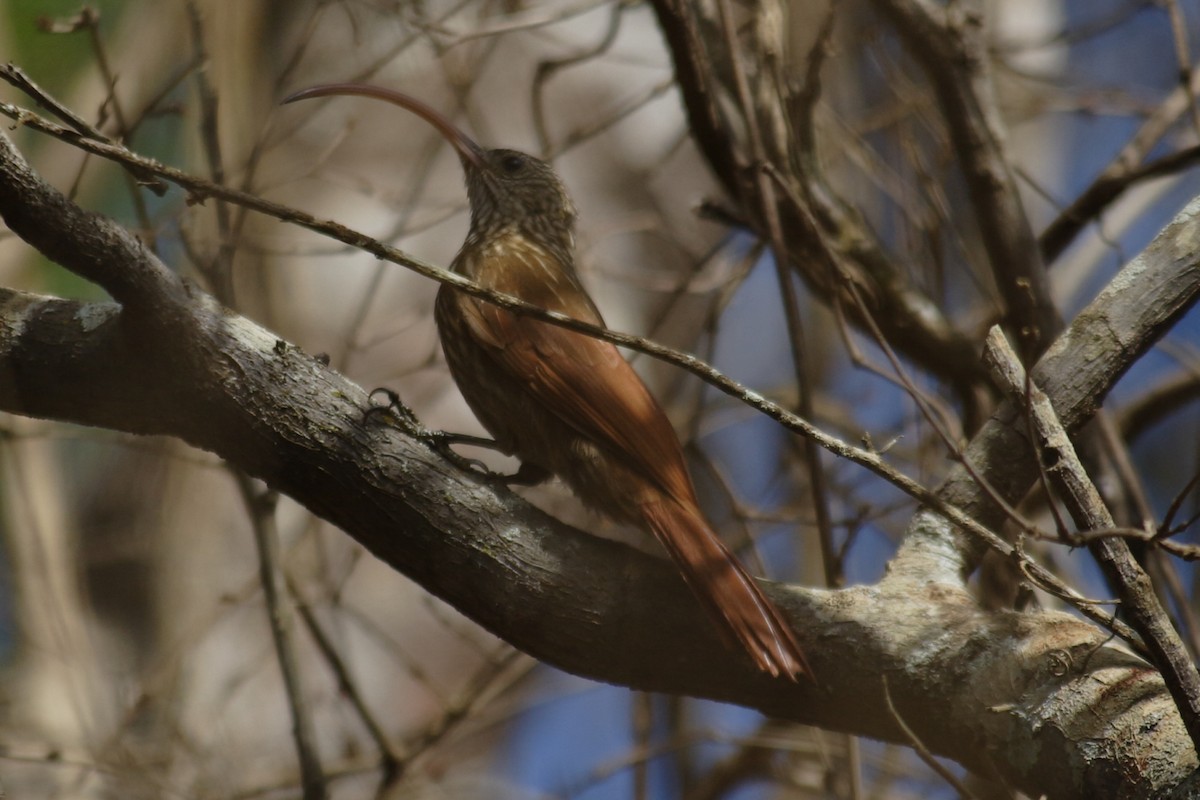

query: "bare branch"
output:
984 327 1200 753
649 0 989 385
867 0 1058 359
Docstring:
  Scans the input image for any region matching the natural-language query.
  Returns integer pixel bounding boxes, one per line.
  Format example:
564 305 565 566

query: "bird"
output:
283 84 812 681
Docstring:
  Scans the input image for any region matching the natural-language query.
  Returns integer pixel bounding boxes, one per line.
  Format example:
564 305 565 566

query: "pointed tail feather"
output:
640 498 812 681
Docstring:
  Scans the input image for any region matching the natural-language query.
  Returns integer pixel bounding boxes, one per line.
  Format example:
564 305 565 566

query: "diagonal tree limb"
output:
1039 63 1200 264
867 0 1059 360
984 327 1200 754
648 0 985 384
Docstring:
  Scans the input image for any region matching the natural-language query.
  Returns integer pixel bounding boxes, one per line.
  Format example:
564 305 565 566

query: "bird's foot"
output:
365 388 528 479
364 388 490 474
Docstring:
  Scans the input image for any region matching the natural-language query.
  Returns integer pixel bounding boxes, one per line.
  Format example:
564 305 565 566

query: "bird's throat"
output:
458 231 569 287
453 230 596 320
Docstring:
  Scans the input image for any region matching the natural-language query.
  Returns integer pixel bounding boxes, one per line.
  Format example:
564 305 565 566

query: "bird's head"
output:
283 84 576 250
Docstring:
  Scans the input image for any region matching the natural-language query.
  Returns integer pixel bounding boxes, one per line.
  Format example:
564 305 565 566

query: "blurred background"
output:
2 0 1200 797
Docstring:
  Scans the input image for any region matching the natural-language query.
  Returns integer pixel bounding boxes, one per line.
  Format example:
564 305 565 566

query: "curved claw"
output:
363 388 500 477
364 387 419 427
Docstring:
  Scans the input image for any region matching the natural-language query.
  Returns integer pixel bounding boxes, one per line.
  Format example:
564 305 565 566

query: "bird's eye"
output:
500 153 526 174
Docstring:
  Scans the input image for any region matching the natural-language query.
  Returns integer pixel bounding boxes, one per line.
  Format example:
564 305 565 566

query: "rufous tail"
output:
640 498 812 681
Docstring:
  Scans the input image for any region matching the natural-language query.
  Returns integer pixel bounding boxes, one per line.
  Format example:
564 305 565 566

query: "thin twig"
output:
76 7 157 241
881 675 980 799
1039 59 1200 263
184 0 236 302
1162 0 1200 138
287 576 404 779
531 0 626 154
0 63 167 195
235 476 328 800
713 0 839 590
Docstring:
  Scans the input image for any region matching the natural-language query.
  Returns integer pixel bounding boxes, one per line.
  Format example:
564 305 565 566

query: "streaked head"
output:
283 84 576 244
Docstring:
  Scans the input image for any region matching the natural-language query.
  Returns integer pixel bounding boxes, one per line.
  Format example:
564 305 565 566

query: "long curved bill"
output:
282 83 486 169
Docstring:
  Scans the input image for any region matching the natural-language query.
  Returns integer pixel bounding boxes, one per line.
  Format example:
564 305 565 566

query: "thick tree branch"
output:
868 0 1059 359
985 328 1200 753
648 0 985 384
907 193 1200 579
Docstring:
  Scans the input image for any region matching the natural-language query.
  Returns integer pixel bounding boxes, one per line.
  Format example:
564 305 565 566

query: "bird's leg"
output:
365 389 551 485
363 387 490 473
365 388 536 481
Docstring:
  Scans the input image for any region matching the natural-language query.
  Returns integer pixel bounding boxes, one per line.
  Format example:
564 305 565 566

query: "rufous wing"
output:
455 291 697 505
449 279 811 680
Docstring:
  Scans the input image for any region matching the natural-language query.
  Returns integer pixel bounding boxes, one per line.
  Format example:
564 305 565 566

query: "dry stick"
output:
1062 527 1200 562
1121 371 1200 444
554 78 676 156
1094 407 1200 660
182 14 328 789
531 0 625 155
881 675 980 800
0 61 172 229
679 240 762 449
234 477 327 800
184 0 236 302
1040 59 1200 263
286 577 404 778
0 102 1148 650
1161 472 1200 542
0 64 167 196
1154 557 1200 659
712 0 839 590
983 327 1200 755
869 0 1058 360
224 5 333 262
715 1 858 791
75 8 158 242
1040 141 1200 242
1162 0 1200 139
323 106 465 373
